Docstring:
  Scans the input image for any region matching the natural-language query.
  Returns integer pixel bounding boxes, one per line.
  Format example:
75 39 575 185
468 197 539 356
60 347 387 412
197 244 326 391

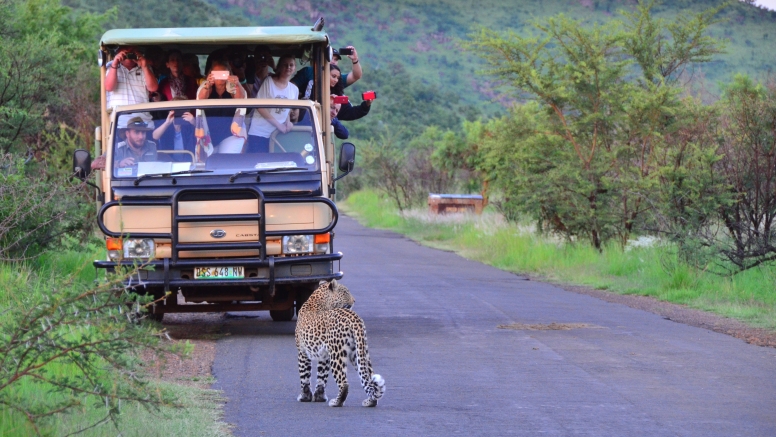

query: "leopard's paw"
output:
297 385 312 402
313 385 327 402
362 398 378 407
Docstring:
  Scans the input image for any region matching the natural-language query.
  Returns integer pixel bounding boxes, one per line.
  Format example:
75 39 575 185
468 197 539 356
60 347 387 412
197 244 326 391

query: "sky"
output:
753 0 776 10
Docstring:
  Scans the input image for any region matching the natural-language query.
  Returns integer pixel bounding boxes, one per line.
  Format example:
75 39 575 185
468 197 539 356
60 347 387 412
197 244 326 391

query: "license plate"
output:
194 266 244 280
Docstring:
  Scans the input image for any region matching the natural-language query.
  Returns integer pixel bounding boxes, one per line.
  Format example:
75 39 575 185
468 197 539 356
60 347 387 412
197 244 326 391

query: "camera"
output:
230 54 244 69
362 90 377 101
338 47 353 56
126 52 138 60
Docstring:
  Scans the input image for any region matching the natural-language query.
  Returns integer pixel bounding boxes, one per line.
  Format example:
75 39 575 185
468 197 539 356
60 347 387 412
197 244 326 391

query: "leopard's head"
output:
319 279 355 310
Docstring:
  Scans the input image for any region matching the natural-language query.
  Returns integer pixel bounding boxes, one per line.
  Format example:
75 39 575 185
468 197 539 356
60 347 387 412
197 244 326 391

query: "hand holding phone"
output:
338 47 354 56
212 70 229 81
362 90 377 101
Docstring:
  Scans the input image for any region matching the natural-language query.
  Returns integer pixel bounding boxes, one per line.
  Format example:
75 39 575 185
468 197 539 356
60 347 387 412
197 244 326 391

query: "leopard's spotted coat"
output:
295 280 385 407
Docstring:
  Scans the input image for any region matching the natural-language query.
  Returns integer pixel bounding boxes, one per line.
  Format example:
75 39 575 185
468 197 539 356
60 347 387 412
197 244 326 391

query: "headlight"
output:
123 239 155 259
282 235 313 254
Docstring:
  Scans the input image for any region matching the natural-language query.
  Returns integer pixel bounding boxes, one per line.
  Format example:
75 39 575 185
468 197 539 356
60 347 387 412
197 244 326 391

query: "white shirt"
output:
106 61 150 109
248 77 299 138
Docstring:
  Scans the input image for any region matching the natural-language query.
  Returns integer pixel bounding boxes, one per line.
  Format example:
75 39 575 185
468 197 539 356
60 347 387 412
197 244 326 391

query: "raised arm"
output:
345 46 361 86
138 55 158 92
105 50 128 92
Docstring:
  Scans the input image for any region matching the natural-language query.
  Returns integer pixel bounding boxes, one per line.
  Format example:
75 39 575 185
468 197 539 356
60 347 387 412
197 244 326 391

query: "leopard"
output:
294 279 386 407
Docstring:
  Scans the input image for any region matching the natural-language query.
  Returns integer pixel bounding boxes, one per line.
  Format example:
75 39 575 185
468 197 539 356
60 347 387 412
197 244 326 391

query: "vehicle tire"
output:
270 307 295 321
142 287 166 323
148 311 165 323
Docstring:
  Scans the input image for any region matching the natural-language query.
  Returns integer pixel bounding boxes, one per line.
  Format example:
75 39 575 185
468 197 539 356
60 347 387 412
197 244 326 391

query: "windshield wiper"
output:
134 169 213 185
229 167 308 183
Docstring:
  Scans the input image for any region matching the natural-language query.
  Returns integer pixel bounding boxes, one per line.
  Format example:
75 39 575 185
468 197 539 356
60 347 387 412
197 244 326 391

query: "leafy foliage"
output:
0 155 92 261
356 130 455 211
711 75 776 272
0 0 107 156
63 0 248 28
465 2 726 250
0 265 181 435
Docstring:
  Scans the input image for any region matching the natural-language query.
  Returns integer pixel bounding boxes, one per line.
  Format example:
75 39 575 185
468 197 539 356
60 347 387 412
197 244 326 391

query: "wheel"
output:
270 307 295 321
147 310 164 322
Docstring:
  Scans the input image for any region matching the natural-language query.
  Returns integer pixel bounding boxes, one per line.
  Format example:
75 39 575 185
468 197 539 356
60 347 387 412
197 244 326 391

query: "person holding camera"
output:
196 59 246 101
328 64 373 122
291 45 362 101
105 46 159 109
152 104 197 162
250 45 276 98
331 46 362 89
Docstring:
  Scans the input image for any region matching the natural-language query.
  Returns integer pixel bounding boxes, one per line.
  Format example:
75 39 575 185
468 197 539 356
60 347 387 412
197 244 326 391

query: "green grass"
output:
0 244 231 436
343 189 776 330
1 377 230 437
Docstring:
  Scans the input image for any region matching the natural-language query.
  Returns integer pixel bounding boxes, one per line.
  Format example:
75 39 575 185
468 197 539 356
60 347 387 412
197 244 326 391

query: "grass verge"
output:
342 190 776 330
0 245 231 436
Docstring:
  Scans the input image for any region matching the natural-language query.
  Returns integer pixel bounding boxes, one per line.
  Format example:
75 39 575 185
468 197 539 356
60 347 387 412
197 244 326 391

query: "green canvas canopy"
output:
100 26 329 48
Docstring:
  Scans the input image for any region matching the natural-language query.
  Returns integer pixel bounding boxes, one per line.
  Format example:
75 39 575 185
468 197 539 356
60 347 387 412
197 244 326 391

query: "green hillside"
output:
203 0 776 105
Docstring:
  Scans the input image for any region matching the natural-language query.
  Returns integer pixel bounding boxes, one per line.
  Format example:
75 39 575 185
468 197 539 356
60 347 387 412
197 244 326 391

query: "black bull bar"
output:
93 186 343 293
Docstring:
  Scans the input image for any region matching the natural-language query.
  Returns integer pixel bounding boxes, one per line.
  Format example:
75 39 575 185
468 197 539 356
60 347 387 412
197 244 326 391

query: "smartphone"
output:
362 90 377 101
338 47 353 56
212 70 229 80
333 95 349 104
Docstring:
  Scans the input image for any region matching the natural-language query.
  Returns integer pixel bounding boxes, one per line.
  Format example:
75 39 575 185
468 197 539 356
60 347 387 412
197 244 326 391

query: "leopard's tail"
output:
352 317 386 402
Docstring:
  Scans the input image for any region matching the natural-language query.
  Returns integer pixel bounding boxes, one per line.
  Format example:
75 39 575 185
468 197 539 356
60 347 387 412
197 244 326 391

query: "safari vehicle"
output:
72 24 355 321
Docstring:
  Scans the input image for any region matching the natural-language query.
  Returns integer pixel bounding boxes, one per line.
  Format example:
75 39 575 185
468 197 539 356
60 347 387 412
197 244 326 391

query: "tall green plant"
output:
466 0 725 250
711 75 776 272
0 266 181 435
0 0 109 156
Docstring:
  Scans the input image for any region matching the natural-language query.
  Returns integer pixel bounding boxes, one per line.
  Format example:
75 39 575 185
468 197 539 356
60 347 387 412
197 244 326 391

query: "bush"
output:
0 263 182 435
0 154 92 261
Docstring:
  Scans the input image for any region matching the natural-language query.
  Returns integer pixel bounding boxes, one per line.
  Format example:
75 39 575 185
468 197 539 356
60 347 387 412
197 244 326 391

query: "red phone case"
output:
362 90 377 101
333 95 349 104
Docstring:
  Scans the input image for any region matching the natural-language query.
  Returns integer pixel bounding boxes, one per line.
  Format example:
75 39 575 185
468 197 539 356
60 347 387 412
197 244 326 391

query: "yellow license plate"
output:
194 266 244 280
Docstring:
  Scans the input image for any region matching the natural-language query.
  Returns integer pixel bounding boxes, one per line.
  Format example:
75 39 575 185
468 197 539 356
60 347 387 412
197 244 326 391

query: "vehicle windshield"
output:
111 105 319 179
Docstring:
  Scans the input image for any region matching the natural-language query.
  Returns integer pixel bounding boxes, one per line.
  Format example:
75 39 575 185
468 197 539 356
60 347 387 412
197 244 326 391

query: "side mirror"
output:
73 149 92 181
334 142 355 182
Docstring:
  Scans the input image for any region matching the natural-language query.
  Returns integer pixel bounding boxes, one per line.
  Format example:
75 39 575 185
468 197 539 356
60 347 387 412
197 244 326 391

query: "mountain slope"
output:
207 0 776 107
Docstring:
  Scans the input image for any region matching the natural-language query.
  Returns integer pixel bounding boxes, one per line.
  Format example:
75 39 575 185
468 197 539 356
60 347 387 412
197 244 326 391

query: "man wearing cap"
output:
114 117 158 167
105 46 159 109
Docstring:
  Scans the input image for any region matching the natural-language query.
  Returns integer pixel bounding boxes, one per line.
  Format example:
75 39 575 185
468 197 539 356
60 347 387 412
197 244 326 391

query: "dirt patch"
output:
498 322 601 331
142 312 226 386
547 280 776 349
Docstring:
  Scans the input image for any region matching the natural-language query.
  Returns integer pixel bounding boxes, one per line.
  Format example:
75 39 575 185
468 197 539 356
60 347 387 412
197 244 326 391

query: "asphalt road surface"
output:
212 215 776 436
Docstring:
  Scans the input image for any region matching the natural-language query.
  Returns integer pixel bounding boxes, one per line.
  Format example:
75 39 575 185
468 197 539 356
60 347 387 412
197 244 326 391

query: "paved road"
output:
212 215 776 436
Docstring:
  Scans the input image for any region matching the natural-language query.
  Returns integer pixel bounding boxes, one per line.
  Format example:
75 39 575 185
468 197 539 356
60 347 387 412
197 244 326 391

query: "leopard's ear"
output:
329 279 338 290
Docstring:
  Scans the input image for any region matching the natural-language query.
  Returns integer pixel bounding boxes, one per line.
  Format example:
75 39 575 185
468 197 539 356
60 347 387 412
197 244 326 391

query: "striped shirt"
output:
106 61 150 109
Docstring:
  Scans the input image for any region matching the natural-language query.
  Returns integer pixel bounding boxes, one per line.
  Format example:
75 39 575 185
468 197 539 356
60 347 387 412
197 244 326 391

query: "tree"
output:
712 76 776 272
466 1 725 250
0 0 108 156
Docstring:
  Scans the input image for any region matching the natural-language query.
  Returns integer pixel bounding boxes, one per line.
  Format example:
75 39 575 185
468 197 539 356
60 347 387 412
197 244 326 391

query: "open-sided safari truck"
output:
72 24 356 321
